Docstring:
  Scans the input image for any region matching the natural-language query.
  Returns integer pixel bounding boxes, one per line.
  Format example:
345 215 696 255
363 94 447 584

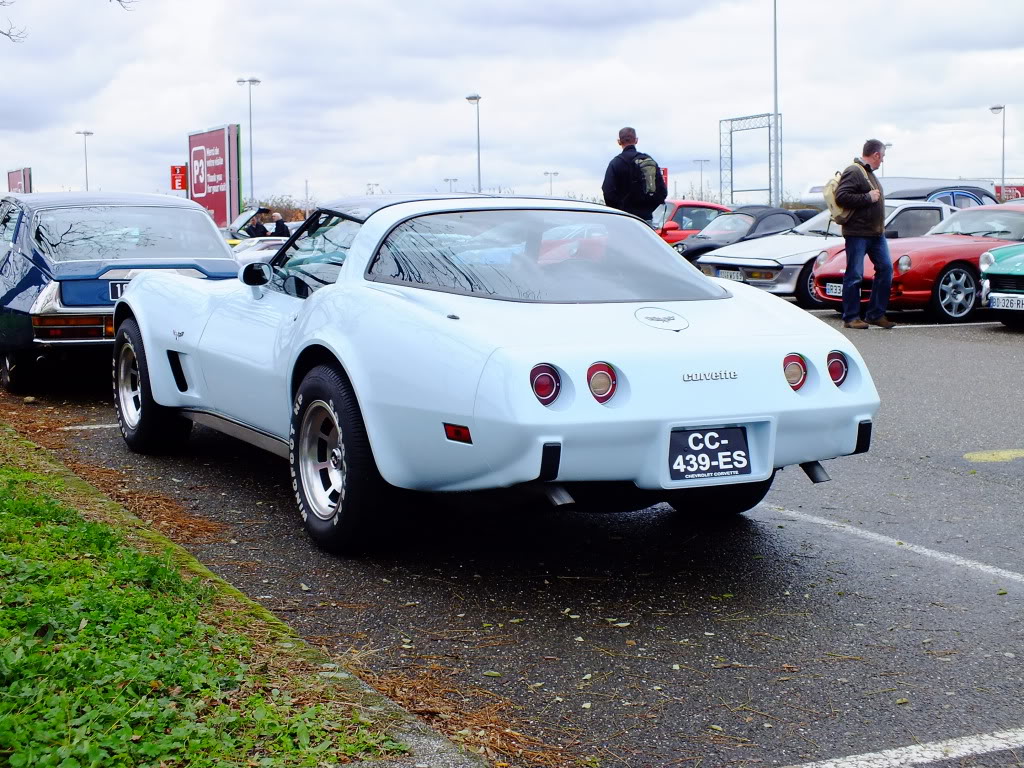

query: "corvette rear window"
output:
367 210 728 303
31 205 230 262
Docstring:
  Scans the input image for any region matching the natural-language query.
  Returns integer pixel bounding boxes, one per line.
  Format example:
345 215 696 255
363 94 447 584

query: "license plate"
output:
108 281 129 300
717 269 743 282
669 427 751 481
991 294 1024 311
825 282 843 297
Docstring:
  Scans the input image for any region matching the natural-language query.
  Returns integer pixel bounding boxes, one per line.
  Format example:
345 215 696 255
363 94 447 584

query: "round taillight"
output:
530 364 561 406
783 353 807 390
827 351 848 387
587 362 617 403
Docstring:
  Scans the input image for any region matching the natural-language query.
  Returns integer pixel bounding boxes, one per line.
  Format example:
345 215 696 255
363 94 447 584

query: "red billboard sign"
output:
170 165 187 191
997 185 1024 202
186 125 241 227
7 168 32 193
661 167 669 190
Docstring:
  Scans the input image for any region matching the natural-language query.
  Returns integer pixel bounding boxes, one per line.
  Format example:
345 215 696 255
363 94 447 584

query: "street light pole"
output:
991 105 1006 200
444 177 458 192
693 159 710 200
236 77 261 204
75 130 94 191
771 0 782 207
543 171 559 195
466 94 482 193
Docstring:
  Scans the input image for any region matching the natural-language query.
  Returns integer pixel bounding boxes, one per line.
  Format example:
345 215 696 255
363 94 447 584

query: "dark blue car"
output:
0 192 240 393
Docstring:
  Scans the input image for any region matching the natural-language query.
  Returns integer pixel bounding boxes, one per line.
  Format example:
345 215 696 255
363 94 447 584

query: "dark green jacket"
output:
836 158 885 237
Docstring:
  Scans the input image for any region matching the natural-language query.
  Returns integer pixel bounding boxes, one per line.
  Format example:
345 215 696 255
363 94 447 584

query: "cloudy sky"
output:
1 0 1021 207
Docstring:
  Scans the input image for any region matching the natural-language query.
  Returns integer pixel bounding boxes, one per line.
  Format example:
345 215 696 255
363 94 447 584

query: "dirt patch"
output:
1 392 226 543
358 664 585 767
65 459 228 541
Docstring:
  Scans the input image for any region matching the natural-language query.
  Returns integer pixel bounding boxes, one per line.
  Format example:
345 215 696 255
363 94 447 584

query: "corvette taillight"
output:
827 351 849 387
530 364 561 406
783 353 807 391
587 362 616 403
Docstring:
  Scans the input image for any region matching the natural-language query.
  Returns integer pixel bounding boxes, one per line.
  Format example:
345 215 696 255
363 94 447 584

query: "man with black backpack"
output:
602 127 668 226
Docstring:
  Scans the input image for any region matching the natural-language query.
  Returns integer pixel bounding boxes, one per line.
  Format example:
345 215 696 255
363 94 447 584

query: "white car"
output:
112 195 880 554
696 200 953 308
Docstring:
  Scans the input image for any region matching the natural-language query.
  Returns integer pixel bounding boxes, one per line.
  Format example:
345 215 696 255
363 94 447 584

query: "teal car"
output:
980 243 1024 328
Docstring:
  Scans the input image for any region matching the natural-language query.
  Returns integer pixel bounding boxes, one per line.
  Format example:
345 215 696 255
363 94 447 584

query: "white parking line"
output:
782 726 1024 768
894 321 1001 329
57 424 120 431
764 506 1024 585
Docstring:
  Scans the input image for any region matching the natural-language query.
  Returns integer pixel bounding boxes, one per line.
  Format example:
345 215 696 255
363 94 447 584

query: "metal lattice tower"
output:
719 113 781 206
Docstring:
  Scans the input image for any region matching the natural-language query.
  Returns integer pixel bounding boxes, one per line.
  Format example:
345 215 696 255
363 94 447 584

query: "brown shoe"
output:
843 319 869 329
866 315 896 329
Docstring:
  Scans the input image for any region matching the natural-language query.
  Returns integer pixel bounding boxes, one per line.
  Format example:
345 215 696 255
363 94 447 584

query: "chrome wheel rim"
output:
299 400 345 521
938 268 976 318
116 343 142 429
806 268 820 305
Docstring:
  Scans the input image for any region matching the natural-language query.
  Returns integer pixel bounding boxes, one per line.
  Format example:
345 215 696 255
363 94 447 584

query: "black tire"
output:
661 473 775 517
795 260 826 309
112 319 192 453
1 350 35 395
289 364 386 555
929 264 979 322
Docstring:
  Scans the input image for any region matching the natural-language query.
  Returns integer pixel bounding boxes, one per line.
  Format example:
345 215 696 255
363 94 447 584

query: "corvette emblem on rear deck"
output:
634 306 689 331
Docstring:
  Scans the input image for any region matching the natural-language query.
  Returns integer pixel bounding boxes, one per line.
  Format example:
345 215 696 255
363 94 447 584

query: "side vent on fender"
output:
167 351 188 392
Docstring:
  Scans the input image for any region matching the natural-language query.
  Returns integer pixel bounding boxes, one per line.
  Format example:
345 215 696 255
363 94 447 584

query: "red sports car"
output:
812 203 1024 322
652 199 731 246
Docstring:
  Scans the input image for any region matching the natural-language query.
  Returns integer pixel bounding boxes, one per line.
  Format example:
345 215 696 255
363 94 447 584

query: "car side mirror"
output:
662 221 680 232
240 261 271 286
884 229 899 239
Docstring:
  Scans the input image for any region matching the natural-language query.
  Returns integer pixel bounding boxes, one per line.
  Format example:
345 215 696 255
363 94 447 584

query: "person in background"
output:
245 213 269 238
601 126 667 227
271 212 290 237
835 139 896 330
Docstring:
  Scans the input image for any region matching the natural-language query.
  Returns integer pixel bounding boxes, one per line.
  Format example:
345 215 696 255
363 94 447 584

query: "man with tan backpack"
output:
829 139 896 329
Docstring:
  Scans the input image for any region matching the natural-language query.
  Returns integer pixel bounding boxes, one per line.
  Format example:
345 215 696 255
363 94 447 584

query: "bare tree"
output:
2 0 137 43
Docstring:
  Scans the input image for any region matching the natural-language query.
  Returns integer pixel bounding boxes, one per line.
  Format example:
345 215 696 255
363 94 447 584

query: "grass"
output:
0 464 406 768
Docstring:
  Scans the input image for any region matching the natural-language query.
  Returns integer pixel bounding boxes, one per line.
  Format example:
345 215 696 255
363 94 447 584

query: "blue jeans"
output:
842 235 893 322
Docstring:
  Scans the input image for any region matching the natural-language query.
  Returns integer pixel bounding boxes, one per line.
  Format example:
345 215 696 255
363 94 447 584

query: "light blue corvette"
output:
113 195 880 556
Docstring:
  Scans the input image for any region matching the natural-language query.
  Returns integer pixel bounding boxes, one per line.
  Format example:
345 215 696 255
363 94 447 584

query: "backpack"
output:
823 164 871 225
620 152 665 210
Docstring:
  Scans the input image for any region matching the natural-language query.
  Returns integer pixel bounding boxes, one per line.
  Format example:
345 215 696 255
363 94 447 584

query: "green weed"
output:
0 467 404 767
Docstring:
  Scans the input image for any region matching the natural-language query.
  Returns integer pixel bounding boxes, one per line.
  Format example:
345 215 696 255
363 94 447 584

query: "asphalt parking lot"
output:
3 308 1023 768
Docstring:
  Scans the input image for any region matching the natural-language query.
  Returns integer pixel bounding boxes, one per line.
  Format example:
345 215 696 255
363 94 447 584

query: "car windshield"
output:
697 213 754 237
926 209 1024 240
367 209 728 303
32 205 230 262
652 202 671 228
793 206 897 236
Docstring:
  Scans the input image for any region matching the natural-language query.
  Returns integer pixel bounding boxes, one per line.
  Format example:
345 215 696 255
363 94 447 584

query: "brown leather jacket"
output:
836 158 885 237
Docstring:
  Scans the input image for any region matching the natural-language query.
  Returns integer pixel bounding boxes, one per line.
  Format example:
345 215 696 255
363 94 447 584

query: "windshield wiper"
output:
806 229 834 236
960 229 1012 237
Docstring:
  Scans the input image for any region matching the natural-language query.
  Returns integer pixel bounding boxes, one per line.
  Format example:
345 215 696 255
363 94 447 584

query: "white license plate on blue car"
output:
991 295 1024 311
669 427 751 481
108 281 129 301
